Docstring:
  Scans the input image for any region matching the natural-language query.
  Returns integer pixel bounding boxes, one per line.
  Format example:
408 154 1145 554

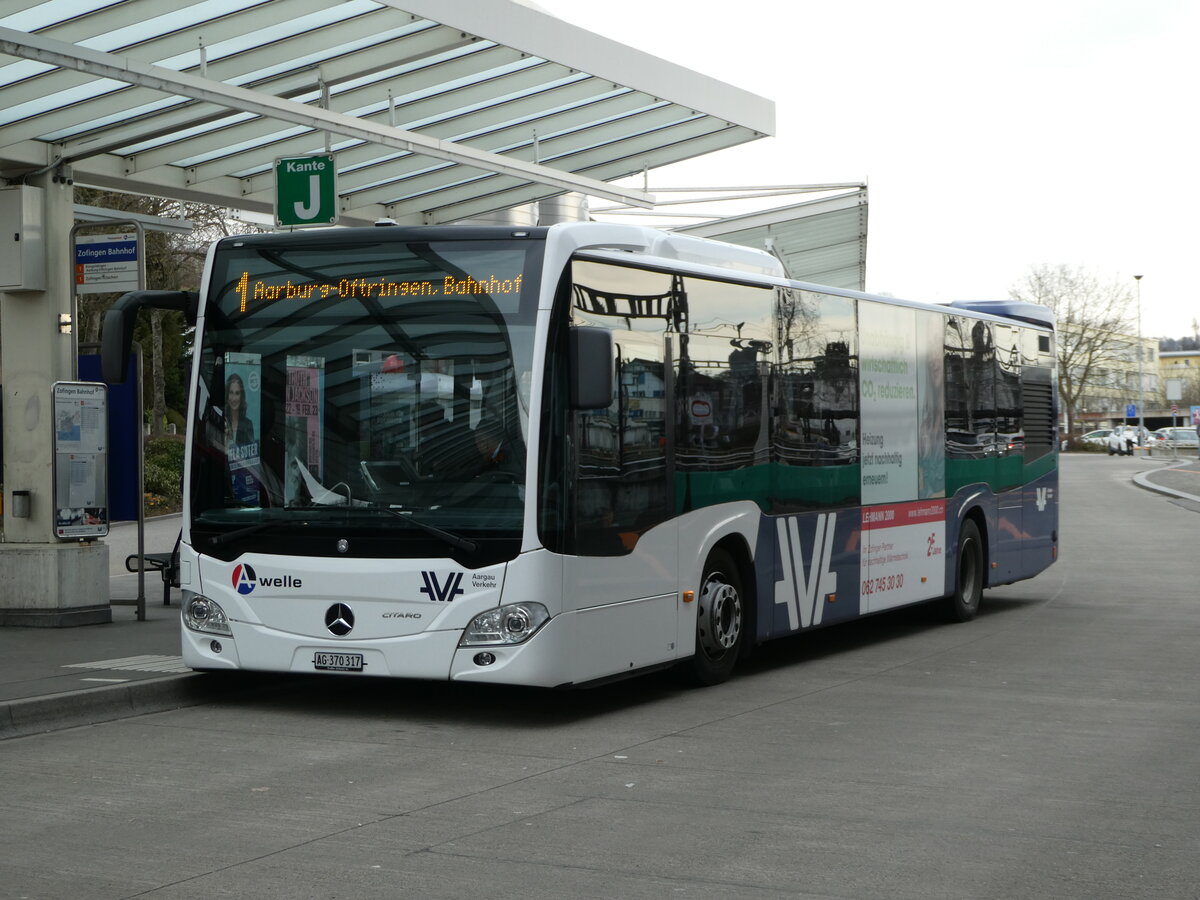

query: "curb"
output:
0 673 210 740
0 672 287 741
1134 460 1200 504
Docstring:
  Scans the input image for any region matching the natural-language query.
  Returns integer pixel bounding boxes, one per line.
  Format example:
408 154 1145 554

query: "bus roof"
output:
943 300 1055 331
213 224 1052 331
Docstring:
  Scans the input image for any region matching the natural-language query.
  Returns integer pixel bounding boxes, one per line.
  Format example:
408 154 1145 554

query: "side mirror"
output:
101 290 198 383
568 326 613 410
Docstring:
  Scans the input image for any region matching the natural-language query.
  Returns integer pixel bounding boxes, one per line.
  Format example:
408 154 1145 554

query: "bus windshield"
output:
189 232 543 564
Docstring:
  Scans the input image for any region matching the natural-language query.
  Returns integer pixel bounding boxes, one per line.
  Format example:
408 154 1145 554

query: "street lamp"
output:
1134 275 1144 436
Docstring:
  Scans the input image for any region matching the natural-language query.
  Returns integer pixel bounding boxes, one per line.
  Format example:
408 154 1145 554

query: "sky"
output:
535 0 1198 339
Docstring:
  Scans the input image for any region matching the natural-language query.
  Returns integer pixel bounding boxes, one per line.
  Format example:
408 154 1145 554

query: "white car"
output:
1106 425 1149 455
1156 426 1200 449
1080 429 1112 446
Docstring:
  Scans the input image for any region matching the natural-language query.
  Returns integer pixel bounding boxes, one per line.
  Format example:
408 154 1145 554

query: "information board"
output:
75 232 140 295
53 381 108 539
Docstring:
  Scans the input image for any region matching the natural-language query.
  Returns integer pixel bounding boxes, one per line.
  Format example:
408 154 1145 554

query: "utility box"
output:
0 184 46 292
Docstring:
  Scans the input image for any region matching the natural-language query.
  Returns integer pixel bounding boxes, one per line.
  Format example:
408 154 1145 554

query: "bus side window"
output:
772 289 859 514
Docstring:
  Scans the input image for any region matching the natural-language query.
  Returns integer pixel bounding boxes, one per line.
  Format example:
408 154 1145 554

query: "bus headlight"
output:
183 591 232 636
459 602 549 646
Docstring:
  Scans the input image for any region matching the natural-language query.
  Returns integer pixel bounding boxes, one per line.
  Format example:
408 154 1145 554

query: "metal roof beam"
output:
575 126 762 184
183 70 624 185
209 89 673 208
594 184 868 213
5 21 478 154
419 180 576 225
279 101 694 211
121 44 533 171
551 120 746 179
67 152 392 226
74 203 194 233
0 26 655 208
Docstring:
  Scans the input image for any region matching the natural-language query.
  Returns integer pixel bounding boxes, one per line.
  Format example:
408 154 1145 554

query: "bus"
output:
102 222 1058 687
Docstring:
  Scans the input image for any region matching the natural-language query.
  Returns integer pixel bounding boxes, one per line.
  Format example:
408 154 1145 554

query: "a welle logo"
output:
231 563 302 595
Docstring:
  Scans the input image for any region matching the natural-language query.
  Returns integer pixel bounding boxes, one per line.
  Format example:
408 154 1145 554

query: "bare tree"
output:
1009 264 1138 432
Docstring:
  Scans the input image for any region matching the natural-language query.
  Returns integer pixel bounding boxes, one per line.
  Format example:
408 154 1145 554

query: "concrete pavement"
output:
3 457 1199 741
0 513 248 740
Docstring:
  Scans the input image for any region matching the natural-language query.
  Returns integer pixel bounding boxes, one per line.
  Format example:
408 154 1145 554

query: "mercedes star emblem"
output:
325 603 354 636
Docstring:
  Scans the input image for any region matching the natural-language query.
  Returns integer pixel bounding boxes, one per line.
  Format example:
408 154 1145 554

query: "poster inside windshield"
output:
224 352 261 505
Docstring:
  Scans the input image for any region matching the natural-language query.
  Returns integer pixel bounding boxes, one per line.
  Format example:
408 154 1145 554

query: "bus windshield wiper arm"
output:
205 518 278 546
377 507 477 553
204 505 342 544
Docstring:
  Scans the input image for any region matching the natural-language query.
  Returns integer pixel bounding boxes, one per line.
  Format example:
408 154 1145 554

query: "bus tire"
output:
944 518 983 622
688 548 745 685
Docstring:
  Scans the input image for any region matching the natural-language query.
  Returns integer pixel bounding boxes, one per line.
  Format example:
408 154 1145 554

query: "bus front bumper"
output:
181 613 575 687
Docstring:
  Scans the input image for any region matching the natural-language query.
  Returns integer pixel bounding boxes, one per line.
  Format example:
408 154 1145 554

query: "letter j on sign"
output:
275 155 338 227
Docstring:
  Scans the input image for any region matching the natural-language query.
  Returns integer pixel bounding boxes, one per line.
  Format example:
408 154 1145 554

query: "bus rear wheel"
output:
688 548 745 685
944 518 983 622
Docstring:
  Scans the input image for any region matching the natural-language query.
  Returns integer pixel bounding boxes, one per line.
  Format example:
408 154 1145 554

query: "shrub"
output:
144 436 185 500
1064 436 1105 452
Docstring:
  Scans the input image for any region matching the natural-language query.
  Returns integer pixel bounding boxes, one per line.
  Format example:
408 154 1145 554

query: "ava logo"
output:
232 563 257 595
420 571 464 603
1036 487 1053 511
774 513 838 631
927 533 943 557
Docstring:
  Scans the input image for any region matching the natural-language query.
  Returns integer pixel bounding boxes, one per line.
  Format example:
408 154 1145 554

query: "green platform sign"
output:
275 155 337 227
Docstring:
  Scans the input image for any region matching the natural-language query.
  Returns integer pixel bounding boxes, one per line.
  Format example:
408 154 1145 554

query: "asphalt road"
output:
1 455 1197 900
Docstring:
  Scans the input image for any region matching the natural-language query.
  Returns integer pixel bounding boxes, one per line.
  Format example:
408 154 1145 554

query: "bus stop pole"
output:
134 344 145 622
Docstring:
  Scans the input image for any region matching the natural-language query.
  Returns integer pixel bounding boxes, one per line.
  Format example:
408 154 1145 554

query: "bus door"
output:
564 328 679 681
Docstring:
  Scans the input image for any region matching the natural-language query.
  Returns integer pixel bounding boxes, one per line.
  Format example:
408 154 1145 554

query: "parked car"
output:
1080 429 1112 446
1106 425 1149 455
1155 426 1200 449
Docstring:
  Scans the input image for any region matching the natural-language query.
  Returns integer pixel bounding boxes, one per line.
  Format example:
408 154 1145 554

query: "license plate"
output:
313 651 364 672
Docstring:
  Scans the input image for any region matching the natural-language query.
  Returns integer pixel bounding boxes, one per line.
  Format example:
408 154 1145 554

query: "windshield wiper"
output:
203 517 280 547
197 506 478 554
197 507 306 547
374 507 477 553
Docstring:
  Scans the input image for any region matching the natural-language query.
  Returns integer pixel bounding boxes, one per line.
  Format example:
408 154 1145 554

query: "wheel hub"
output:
699 576 742 655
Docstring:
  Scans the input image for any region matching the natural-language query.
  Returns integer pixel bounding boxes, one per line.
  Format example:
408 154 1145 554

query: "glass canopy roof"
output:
0 0 774 224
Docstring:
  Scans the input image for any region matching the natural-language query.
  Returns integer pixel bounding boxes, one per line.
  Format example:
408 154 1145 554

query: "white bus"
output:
103 222 1059 687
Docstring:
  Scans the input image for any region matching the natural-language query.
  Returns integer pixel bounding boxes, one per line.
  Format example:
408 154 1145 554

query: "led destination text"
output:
234 271 523 312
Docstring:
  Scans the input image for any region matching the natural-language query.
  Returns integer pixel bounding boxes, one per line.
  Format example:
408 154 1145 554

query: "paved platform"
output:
3 457 1199 740
0 513 231 740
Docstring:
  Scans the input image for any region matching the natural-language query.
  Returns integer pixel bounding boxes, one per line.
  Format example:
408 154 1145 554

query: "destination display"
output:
233 271 524 313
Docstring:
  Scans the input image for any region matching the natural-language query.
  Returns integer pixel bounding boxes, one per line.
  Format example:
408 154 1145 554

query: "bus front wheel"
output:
688 548 745 685
944 518 983 622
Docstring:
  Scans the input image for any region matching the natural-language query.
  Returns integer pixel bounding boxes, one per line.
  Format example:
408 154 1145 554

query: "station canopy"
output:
676 187 869 291
0 0 775 225
591 184 869 291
